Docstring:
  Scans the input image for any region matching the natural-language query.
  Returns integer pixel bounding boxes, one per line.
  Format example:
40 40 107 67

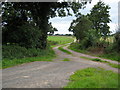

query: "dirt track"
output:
2 45 119 88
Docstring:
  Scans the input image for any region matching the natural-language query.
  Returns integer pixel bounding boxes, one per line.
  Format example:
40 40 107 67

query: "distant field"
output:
47 36 74 46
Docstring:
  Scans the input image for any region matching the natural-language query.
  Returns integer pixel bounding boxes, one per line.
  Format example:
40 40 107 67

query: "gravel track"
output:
2 45 119 88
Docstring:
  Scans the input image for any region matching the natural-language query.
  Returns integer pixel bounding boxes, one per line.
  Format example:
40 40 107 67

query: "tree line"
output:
69 1 120 52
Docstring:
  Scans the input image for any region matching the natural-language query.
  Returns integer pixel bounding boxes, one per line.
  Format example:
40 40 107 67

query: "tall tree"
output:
88 1 111 39
69 15 92 41
2 2 88 49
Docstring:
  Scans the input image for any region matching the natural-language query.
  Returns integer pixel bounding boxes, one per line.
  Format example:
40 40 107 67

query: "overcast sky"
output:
49 0 119 34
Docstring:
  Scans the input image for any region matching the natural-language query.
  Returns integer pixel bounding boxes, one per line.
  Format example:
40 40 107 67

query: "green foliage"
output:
2 52 55 69
114 31 120 52
2 45 28 59
69 42 120 61
2 2 87 49
48 22 58 35
80 56 120 69
3 22 41 48
62 58 70 61
2 45 55 60
48 40 58 46
69 15 92 41
109 63 120 69
17 23 41 48
108 63 120 69
58 46 72 54
89 1 111 38
99 53 120 62
2 45 55 68
80 56 108 63
64 67 119 88
69 42 87 53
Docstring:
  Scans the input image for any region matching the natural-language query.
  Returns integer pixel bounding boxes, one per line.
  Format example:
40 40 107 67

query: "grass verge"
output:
80 56 120 69
64 67 119 88
58 46 72 54
2 48 56 69
99 53 120 62
108 63 120 69
80 56 107 63
69 42 120 62
62 58 70 61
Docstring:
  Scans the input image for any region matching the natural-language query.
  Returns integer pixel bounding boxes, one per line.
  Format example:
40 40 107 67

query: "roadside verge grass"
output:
2 48 56 69
64 67 119 88
69 42 120 62
58 46 72 54
80 56 120 69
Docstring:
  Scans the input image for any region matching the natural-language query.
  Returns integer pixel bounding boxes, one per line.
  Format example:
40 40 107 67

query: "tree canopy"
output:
88 1 111 39
2 2 87 49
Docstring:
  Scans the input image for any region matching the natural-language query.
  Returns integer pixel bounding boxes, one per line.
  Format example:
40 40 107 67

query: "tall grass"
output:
2 45 56 69
69 42 120 62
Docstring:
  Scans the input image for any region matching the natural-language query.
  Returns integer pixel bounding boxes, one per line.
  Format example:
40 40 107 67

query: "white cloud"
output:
50 17 73 34
108 23 118 34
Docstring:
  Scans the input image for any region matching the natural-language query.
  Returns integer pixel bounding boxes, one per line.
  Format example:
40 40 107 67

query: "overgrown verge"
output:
80 56 120 69
64 67 119 88
69 42 120 62
2 45 55 69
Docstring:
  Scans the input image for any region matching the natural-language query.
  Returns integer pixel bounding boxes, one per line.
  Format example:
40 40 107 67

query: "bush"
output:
69 42 81 49
3 22 41 48
114 31 120 52
2 45 54 60
2 45 28 59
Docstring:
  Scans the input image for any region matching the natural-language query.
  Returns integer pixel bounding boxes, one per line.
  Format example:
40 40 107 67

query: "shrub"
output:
114 31 120 52
2 45 54 60
3 22 41 48
69 42 81 49
2 45 28 59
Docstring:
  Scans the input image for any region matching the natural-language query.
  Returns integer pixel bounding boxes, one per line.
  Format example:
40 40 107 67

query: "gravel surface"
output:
2 45 119 88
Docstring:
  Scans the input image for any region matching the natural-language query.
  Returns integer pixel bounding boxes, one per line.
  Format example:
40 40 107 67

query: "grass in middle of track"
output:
58 46 72 54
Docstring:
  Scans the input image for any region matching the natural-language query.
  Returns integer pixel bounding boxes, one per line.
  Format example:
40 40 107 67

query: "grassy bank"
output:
64 67 119 88
2 45 55 69
2 54 55 69
80 56 120 69
69 42 120 62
